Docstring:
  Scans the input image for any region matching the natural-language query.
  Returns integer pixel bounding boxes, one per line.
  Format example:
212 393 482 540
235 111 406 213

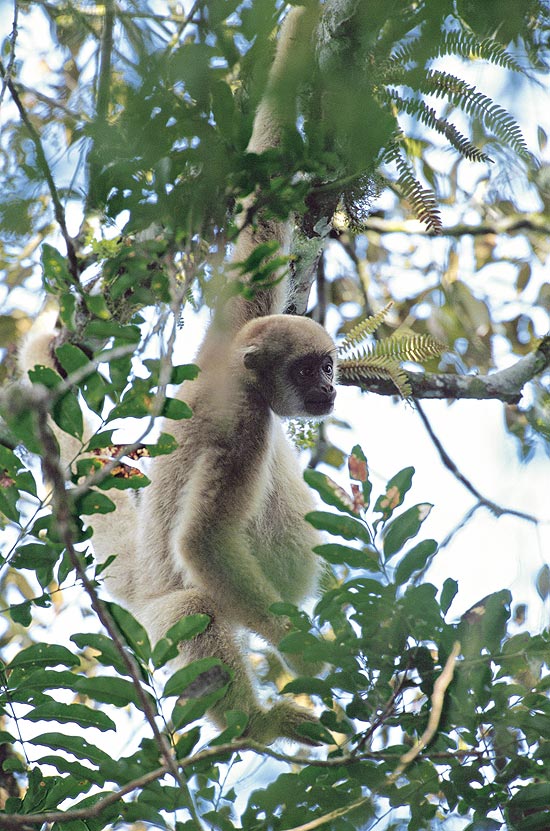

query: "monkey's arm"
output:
173 448 289 641
210 5 319 336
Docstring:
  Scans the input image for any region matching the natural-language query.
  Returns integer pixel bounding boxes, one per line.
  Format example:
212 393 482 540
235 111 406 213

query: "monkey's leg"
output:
140 589 321 746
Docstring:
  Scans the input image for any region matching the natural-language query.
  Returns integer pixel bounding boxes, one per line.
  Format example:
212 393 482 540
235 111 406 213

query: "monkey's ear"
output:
242 345 261 370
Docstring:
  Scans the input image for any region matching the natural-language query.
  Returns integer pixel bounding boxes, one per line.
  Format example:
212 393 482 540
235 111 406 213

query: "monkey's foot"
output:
246 701 322 747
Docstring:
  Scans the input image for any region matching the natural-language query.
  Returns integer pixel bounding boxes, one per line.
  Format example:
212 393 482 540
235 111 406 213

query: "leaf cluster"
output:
2 435 550 828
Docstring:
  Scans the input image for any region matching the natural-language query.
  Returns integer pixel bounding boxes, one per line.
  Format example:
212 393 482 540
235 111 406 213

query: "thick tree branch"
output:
338 336 550 403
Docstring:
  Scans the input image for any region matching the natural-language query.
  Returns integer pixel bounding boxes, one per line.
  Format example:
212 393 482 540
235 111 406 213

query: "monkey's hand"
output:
246 701 323 747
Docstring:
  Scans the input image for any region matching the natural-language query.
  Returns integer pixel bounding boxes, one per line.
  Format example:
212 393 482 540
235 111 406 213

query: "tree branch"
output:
0 730 488 829
415 401 539 523
0 2 19 109
338 336 550 404
351 214 550 238
0 61 79 281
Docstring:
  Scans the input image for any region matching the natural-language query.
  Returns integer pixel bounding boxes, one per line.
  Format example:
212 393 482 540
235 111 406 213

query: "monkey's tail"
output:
18 310 139 604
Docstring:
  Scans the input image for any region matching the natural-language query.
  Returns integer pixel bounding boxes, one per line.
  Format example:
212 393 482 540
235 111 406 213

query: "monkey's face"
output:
240 315 337 418
286 353 336 417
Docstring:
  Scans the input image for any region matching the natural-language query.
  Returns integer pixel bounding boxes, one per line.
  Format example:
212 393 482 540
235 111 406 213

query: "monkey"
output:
20 4 337 745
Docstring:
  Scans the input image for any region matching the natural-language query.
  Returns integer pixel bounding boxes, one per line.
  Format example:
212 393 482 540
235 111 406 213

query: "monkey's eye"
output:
323 361 333 376
299 366 314 378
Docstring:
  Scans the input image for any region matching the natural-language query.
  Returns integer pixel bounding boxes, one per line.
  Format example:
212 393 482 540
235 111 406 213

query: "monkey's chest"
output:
246 477 320 604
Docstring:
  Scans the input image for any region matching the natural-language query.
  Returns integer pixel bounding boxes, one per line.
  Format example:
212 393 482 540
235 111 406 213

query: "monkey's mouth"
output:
305 395 335 416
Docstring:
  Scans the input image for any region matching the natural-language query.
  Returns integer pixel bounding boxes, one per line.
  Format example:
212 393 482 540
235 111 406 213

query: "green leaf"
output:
86 430 115 451
459 589 511 657
7 643 79 674
84 320 141 343
75 490 116 515
314 543 378 570
162 398 193 420
52 390 84 440
30 732 112 766
55 342 90 375
278 630 320 657
152 614 211 668
0 444 22 475
8 601 32 627
174 725 202 760
297 720 334 745
394 539 438 585
75 675 153 709
210 710 248 744
11 543 61 587
509 783 550 809
105 602 151 662
282 677 334 705
305 511 371 544
148 432 180 457
58 292 77 329
0 484 19 522
25 702 116 732
144 360 200 385
70 632 131 677
440 578 459 614
37 754 105 786
42 243 71 290
304 470 358 516
383 503 433 560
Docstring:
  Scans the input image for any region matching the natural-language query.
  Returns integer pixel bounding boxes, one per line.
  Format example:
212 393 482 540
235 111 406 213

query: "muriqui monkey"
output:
20 5 337 745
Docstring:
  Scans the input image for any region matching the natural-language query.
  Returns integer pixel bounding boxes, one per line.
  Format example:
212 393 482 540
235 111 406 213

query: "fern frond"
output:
339 357 412 398
339 303 393 354
383 141 442 233
386 31 522 75
432 32 523 73
383 88 492 163
371 333 446 363
339 334 445 398
421 70 532 162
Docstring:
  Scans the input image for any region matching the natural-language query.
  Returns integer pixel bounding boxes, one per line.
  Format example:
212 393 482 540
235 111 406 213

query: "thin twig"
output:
87 0 114 211
0 60 79 280
415 400 539 523
0 1 19 109
388 641 462 781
